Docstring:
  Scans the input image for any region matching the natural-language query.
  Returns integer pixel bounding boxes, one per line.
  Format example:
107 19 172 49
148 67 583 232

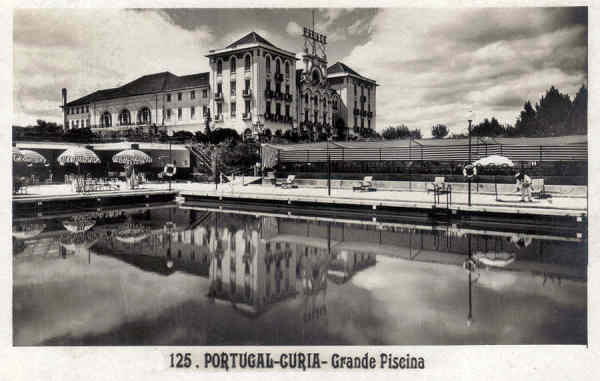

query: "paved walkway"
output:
14 182 587 217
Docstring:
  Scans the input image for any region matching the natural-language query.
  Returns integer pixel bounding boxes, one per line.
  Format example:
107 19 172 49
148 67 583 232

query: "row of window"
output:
70 119 90 129
353 81 373 98
66 105 89 115
302 93 335 109
166 89 209 102
215 55 292 77
215 100 253 118
164 105 210 122
215 80 252 96
303 109 331 124
353 117 372 130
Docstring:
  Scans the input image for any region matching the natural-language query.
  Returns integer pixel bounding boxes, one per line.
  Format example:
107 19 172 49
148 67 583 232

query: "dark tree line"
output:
381 124 422 140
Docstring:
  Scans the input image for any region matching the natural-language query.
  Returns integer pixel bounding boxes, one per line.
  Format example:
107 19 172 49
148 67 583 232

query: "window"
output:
66 108 70 115
354 83 357 96
118 109 131 125
86 105 89 113
231 57 236 73
285 61 289 75
314 96 318 106
304 110 308 122
285 104 290 117
368 119 371 129
354 116 357 127
245 55 251 71
177 93 182 101
217 83 222 95
101 111 112 127
230 102 236 117
361 118 364 128
266 56 271 73
275 59 281 74
217 60 223 75
86 119 90 127
275 103 281 116
266 79 271 91
285 84 290 94
191 90 195 99
70 120 74 128
167 94 171 102
217 102 222 115
323 112 327 123
305 93 308 103
230 81 236 96
191 106 195 119
178 108 182 120
314 111 318 122
166 109 171 120
245 79 250 90
203 105 208 115
245 100 250 114
202 89 208 98
266 101 271 114
138 107 151 124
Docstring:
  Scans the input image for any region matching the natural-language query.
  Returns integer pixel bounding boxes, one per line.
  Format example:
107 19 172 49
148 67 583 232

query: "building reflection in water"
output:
13 205 587 326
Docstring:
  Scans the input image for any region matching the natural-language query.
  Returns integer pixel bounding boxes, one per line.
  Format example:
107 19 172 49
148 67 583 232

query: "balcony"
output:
274 92 283 101
360 95 367 103
264 112 273 121
353 108 360 116
264 89 273 99
284 93 293 102
275 73 284 82
283 115 292 124
353 125 359 133
242 89 252 97
242 112 252 120
214 92 223 100
367 111 373 118
214 114 223 122
361 110 367 117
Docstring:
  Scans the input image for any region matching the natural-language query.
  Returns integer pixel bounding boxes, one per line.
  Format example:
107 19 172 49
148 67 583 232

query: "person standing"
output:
515 171 532 202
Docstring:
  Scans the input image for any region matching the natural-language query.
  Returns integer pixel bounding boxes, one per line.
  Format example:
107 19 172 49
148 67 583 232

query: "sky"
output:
13 7 587 136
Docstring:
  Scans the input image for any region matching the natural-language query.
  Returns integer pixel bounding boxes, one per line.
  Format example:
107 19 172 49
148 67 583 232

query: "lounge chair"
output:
531 178 550 199
353 176 376 192
430 176 452 205
277 175 298 189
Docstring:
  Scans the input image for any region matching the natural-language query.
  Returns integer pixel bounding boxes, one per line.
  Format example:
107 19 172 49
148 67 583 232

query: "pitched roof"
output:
226 31 277 49
327 61 361 76
65 71 209 107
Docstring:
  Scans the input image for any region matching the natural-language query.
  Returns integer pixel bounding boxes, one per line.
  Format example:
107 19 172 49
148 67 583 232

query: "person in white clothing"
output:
515 172 532 202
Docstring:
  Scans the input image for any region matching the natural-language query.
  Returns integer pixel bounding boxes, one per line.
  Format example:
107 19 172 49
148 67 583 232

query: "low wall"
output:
267 178 587 198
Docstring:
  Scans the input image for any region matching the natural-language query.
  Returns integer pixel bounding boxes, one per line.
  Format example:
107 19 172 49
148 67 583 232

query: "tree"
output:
431 124 448 139
535 86 572 136
471 117 506 137
514 100 538 136
566 84 587 135
381 124 421 140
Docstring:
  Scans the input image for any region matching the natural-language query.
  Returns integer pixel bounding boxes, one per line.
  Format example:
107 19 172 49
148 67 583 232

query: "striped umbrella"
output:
57 147 101 165
112 149 152 189
112 149 152 165
14 149 47 164
12 146 24 161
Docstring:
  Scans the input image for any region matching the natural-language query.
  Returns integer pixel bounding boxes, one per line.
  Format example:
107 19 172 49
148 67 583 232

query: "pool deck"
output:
13 182 588 219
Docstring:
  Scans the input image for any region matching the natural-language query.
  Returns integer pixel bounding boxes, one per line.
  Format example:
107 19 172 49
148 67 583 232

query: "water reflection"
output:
12 205 587 345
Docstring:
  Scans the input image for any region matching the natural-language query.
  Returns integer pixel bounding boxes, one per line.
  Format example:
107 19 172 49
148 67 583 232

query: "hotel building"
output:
61 31 377 140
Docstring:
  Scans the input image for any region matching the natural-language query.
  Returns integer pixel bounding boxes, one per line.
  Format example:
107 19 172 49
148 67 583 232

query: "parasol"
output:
12 146 24 161
57 147 101 165
59 231 99 252
63 218 96 233
12 222 46 240
14 149 47 164
472 155 514 201
112 149 152 189
473 251 516 268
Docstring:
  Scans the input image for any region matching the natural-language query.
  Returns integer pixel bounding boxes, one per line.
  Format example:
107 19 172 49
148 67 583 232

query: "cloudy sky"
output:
13 7 587 136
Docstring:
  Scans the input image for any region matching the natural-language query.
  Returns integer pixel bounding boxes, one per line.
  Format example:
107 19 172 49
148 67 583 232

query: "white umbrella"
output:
14 149 47 164
473 251 516 268
12 223 46 240
57 146 101 165
12 146 24 161
112 149 152 189
473 155 514 201
63 219 96 233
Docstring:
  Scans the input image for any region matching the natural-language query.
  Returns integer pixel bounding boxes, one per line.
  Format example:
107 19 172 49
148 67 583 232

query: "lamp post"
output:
468 117 473 206
167 129 173 191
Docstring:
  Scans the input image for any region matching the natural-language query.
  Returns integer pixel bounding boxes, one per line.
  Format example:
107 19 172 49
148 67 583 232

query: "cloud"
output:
342 8 587 136
13 9 215 126
286 21 303 36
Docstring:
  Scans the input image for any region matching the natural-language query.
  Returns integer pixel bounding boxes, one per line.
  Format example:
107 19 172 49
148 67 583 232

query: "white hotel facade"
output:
62 32 377 140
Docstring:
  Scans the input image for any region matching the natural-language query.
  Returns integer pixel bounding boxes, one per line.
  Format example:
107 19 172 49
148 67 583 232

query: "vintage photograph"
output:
12 7 587 346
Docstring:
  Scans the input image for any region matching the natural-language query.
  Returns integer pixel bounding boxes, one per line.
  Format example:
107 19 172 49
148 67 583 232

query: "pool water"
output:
12 204 587 345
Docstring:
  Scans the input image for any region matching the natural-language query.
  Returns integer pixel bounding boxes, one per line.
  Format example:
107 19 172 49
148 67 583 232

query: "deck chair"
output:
431 176 452 205
279 175 298 189
353 176 376 192
531 178 549 199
